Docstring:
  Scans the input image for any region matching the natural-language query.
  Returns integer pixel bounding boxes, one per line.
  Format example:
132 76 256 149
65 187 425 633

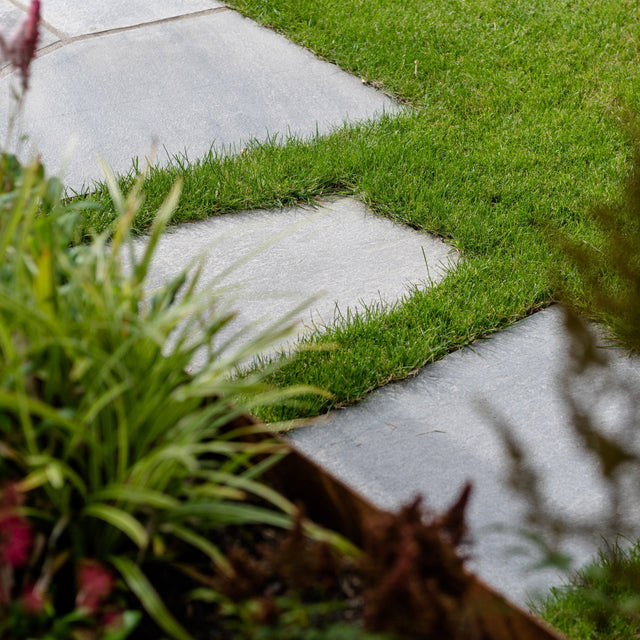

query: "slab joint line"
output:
0 6 232 82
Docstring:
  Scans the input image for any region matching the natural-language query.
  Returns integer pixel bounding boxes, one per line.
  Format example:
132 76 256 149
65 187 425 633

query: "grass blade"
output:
110 555 195 640
84 503 149 548
91 485 181 510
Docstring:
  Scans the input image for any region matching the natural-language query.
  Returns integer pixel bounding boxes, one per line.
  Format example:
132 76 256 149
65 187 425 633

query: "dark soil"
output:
137 519 366 639
134 490 475 640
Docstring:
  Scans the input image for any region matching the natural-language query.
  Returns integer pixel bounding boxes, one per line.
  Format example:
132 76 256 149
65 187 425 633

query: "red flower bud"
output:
0 0 41 92
75 560 116 615
0 514 32 568
0 483 32 569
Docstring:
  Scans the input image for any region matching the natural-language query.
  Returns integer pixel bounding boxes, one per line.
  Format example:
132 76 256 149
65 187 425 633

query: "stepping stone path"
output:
2 0 640 610
130 196 459 368
0 1 399 192
288 306 640 604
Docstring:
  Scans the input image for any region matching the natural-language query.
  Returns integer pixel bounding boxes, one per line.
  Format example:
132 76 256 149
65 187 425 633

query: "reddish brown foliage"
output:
212 509 352 603
213 485 476 638
358 484 474 639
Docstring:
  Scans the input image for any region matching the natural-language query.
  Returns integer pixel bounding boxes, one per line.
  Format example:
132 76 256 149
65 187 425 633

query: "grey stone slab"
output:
37 0 223 37
0 9 400 191
287 306 640 607
0 2 24 35
127 196 459 367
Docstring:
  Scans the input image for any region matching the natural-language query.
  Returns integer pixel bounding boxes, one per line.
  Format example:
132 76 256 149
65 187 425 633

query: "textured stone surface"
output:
287 306 640 605
0 3 25 36
0 8 399 191
128 196 459 365
38 0 224 37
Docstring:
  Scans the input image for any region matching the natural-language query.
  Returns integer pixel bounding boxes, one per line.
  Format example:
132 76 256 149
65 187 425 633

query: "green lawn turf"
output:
78 0 640 421
536 541 640 640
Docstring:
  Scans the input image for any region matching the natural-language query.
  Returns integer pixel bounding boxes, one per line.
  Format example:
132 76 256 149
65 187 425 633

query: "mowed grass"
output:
79 0 640 420
536 541 640 639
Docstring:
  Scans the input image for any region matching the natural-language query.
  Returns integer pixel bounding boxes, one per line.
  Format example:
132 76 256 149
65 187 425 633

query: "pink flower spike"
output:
0 514 33 568
76 560 116 615
21 583 47 614
7 0 41 92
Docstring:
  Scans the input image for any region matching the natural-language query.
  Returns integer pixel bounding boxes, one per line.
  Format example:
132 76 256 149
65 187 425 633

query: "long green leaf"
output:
92 485 180 510
170 500 292 528
80 379 131 427
83 504 148 548
195 470 296 515
185 484 246 501
160 523 232 576
110 555 195 640
0 390 77 431
20 458 87 496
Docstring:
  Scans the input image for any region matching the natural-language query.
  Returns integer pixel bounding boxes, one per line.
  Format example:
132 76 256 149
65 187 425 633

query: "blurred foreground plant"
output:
557 116 640 353
0 0 40 153
495 121 640 637
0 156 342 639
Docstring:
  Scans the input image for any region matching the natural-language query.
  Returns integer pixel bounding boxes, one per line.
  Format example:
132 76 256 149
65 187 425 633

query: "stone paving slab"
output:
129 196 459 366
36 0 223 37
287 305 640 606
0 6 400 191
0 2 26 35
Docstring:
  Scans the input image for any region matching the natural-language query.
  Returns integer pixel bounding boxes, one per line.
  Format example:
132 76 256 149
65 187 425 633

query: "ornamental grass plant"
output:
0 155 350 639
0 156 485 640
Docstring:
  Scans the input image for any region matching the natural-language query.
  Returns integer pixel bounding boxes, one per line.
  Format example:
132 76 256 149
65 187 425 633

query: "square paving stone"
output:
37 0 224 37
127 196 459 367
0 9 400 191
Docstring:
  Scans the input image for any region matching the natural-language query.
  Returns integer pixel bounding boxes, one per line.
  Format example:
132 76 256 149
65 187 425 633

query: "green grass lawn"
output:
536 541 640 640
79 0 640 420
